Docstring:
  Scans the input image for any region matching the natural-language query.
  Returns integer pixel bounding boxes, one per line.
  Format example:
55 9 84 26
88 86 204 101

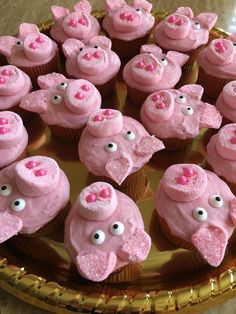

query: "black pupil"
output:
136 8 140 11
80 48 83 51
1 186 6 191
94 233 99 239
187 107 191 110
17 41 21 45
127 131 131 135
198 210 203 215
54 96 58 99
94 46 98 48
234 43 236 46
195 23 199 25
61 83 65 86
215 196 221 202
14 201 20 206
113 224 119 229
161 58 165 61
180 96 184 99
108 143 113 148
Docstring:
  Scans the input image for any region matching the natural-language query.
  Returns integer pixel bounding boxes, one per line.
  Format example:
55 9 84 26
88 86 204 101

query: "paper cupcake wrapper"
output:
96 75 117 99
0 54 7 66
126 85 150 107
8 103 33 122
162 137 193 152
49 124 84 144
88 168 149 202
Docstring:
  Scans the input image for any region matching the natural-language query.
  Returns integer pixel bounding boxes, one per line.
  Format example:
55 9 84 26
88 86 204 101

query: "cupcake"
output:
78 109 164 200
123 44 189 106
102 0 155 60
197 33 236 99
0 65 32 120
153 7 217 71
0 111 28 169
206 123 236 194
140 84 222 151
64 181 151 282
62 36 121 98
0 155 70 242
20 73 101 143
0 23 59 87
215 81 236 125
50 0 101 45
156 163 236 267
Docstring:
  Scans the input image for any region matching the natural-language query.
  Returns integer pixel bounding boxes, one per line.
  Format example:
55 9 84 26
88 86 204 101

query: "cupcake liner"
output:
197 66 232 100
162 137 193 152
7 103 33 122
200 128 219 153
19 54 59 88
87 168 149 202
221 116 234 126
0 54 7 66
49 124 84 144
126 85 149 107
96 75 117 99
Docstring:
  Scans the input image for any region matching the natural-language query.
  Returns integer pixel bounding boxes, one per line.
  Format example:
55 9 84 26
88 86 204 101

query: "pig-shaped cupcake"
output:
156 164 236 267
0 23 59 86
102 0 155 59
0 65 32 111
50 0 101 44
154 7 217 52
0 156 70 242
64 182 151 281
20 73 101 143
78 109 164 185
0 111 28 169
140 84 222 141
63 36 121 98
215 81 236 123
123 44 189 105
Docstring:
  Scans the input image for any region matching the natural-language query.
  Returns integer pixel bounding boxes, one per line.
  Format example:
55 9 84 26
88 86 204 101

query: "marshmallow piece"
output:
23 33 53 62
62 12 91 39
0 212 23 243
0 65 25 96
215 124 236 160
207 39 235 65
222 81 236 109
105 155 133 185
135 136 165 156
164 13 191 39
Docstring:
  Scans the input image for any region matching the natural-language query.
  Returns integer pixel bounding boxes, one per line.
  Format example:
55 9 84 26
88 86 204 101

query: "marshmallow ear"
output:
37 73 68 89
18 23 39 38
105 155 133 185
135 136 164 156
0 212 23 243
0 36 16 57
62 38 84 57
191 225 228 267
230 198 236 226
200 103 222 129
105 0 126 13
228 33 236 43
20 90 49 114
195 13 218 30
89 36 112 49
132 0 152 13
167 51 189 67
51 6 69 19
175 7 194 18
74 0 92 14
179 84 204 100
141 44 162 55
75 251 117 281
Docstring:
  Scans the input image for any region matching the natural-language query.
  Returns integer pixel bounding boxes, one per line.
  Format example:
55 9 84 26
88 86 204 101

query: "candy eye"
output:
193 207 208 221
233 43 236 47
182 106 193 115
57 82 67 91
160 57 168 66
209 195 224 208
105 142 117 153
11 198 26 212
94 45 99 49
110 221 124 236
90 230 105 245
192 22 201 30
124 130 136 141
177 95 186 104
15 40 23 47
79 47 84 52
51 95 63 104
0 184 12 196
136 8 142 15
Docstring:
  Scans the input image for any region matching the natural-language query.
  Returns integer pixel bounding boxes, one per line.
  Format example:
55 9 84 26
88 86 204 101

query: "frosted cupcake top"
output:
216 81 236 121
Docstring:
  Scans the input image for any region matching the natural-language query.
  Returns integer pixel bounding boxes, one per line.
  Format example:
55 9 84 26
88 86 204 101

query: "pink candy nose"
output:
94 115 104 122
0 77 6 84
36 36 44 43
29 42 38 49
70 19 78 27
120 12 128 20
83 53 91 60
0 127 9 135
146 64 155 72
136 61 144 69
75 92 84 100
81 84 90 91
79 18 86 25
34 169 47 176
1 69 12 76
152 93 161 101
230 137 236 144
93 50 101 59
168 15 177 23
183 167 195 177
156 102 166 109
104 109 113 116
127 14 135 21
25 160 40 169
176 19 184 26
99 188 111 198
86 193 97 202
176 175 189 185
0 118 8 125
215 42 226 53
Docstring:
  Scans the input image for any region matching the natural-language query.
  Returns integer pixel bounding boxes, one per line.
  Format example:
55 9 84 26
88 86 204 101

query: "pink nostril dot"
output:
0 77 6 84
34 169 47 177
215 42 224 48
152 93 161 101
176 19 184 26
81 84 90 91
127 14 134 21
25 160 40 169
104 109 113 116
29 42 38 49
176 175 189 185
75 92 84 100
168 15 176 23
230 137 236 144
99 188 111 198
146 64 155 72
70 19 78 27
120 12 128 20
234 130 236 135
1 69 12 76
156 102 166 109
35 36 44 43
0 127 9 135
0 118 8 125
83 53 91 61
79 18 86 25
218 46 226 53
136 61 144 69
93 50 101 59
86 193 97 202
183 168 194 177
94 115 104 122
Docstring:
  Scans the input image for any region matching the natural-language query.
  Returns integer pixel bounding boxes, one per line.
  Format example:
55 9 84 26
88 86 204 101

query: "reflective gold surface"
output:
0 14 236 314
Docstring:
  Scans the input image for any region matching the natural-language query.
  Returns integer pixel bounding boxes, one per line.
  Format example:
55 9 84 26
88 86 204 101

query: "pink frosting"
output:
207 124 236 182
156 164 236 267
78 109 164 184
50 0 101 44
216 81 236 121
102 0 155 41
0 23 58 67
19 73 101 129
64 182 151 281
198 35 236 79
0 65 32 110
63 36 121 85
154 7 217 52
0 156 70 241
123 44 189 93
0 111 28 169
140 84 222 139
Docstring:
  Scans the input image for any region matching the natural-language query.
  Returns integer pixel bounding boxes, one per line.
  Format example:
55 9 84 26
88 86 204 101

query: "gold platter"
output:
0 11 235 314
